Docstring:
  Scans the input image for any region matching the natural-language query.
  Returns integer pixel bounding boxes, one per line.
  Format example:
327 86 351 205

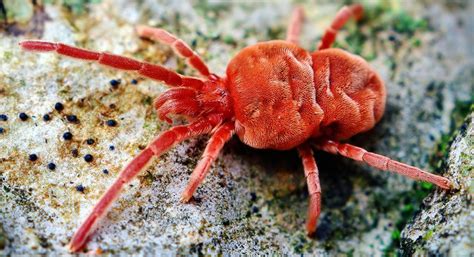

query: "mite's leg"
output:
136 25 210 77
180 122 235 202
286 6 305 45
317 4 363 50
297 144 322 236
315 140 451 189
68 118 218 252
19 41 204 89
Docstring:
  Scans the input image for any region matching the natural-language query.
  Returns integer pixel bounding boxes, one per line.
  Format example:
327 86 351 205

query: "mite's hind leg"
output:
286 6 305 45
317 4 363 50
297 143 322 236
315 140 451 189
136 25 210 77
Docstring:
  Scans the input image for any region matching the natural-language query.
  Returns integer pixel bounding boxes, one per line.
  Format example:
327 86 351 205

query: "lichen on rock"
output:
401 111 473 256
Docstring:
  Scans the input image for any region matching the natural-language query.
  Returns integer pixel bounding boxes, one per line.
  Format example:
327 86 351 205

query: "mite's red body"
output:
19 4 450 253
228 41 385 149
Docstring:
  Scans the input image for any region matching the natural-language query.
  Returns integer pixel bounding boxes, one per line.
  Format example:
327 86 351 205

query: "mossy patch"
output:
336 0 428 61
383 101 473 255
43 0 102 15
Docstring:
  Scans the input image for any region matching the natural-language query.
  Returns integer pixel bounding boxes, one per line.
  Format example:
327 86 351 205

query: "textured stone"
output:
0 0 472 255
401 113 473 256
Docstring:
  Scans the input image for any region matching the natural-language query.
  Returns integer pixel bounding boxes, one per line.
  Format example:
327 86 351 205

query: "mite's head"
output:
154 75 233 123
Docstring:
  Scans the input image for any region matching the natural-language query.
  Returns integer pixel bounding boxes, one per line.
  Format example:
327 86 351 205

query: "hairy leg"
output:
315 140 451 189
180 122 235 202
297 144 322 236
136 25 210 77
19 41 205 89
286 6 305 45
68 117 220 252
317 4 363 50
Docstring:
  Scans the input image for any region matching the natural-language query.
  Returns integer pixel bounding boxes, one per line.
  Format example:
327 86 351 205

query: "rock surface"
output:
401 113 473 256
0 0 472 255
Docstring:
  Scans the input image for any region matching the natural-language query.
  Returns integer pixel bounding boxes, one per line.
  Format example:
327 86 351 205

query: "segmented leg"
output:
68 117 220 252
286 6 305 45
297 144 322 236
19 41 205 89
180 122 235 202
317 4 363 50
136 25 210 77
315 140 451 189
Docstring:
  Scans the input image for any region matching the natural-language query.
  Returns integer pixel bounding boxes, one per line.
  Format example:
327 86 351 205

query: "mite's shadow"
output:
223 127 386 244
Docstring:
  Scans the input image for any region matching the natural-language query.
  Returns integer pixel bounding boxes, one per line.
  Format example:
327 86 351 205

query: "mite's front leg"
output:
68 118 217 252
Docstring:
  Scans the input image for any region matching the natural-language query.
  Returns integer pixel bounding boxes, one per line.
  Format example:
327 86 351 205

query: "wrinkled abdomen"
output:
226 41 324 150
311 48 386 140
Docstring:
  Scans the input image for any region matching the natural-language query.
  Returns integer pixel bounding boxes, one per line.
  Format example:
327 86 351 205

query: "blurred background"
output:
0 0 472 256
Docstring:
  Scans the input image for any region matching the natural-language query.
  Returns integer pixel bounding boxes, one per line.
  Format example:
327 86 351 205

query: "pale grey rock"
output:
0 0 472 256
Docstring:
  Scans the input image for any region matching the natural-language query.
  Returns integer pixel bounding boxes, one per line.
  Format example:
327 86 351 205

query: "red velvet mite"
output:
19 4 451 252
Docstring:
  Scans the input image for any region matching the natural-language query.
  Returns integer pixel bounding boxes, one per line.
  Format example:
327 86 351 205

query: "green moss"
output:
3 51 12 62
383 102 473 255
380 176 440 255
0 223 6 250
2 0 34 24
223 35 236 45
336 0 427 60
430 101 473 172
391 229 401 241
43 0 102 15
422 229 434 241
392 11 428 35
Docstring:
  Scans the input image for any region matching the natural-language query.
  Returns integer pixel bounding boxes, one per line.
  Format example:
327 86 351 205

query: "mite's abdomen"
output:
312 48 386 140
226 41 324 150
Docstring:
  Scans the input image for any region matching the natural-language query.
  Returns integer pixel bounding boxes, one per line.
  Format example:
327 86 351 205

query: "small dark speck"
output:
43 114 51 121
86 138 95 145
0 114 8 121
54 102 64 112
48 163 56 170
110 79 121 88
71 148 79 157
66 115 78 123
388 34 396 41
106 119 117 127
109 103 116 109
250 192 257 201
29 154 38 161
63 132 73 140
131 79 138 85
109 145 115 151
252 206 259 213
19 112 28 121
84 154 94 162
76 184 85 193
0 127 4 134
102 169 109 174
223 220 230 226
